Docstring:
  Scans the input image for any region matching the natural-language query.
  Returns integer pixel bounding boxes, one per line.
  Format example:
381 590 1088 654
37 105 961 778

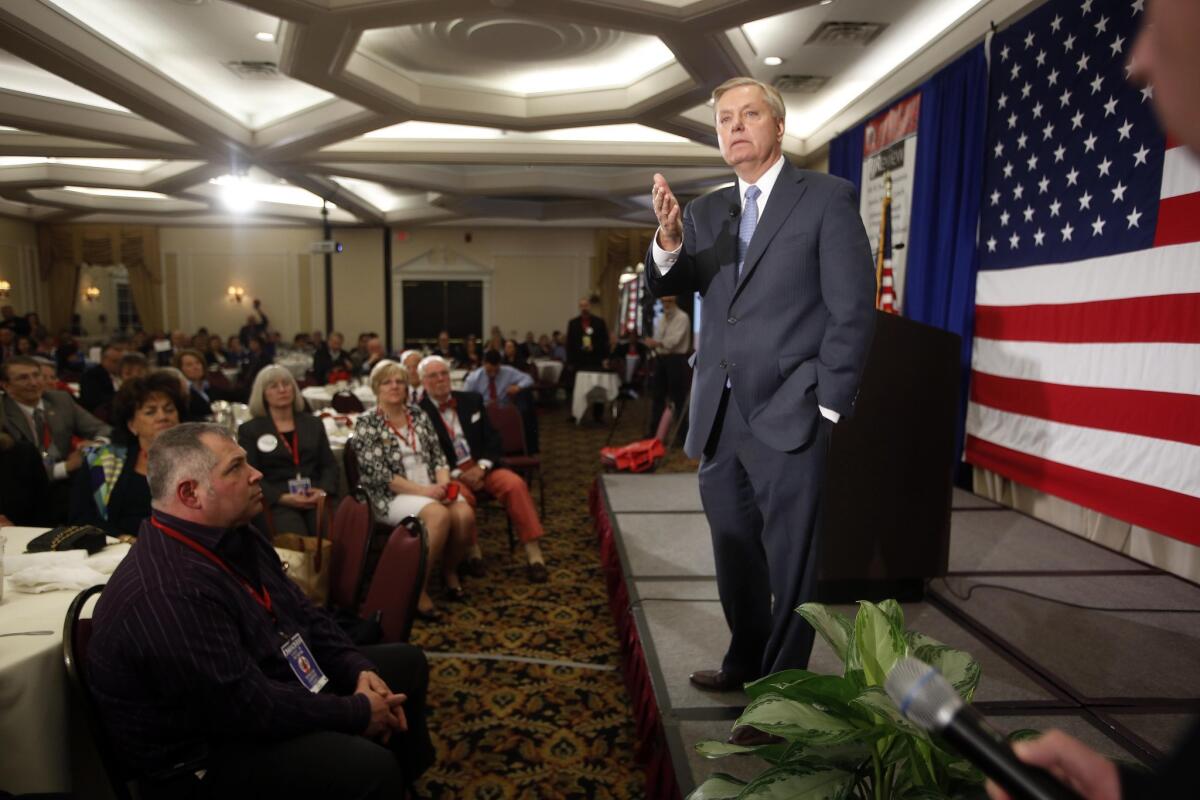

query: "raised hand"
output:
651 173 682 251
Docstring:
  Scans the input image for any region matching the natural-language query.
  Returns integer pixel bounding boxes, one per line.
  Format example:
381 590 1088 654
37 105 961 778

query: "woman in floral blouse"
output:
353 360 475 619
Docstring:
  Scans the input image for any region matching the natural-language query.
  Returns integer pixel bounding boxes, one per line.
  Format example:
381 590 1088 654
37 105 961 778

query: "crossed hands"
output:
357 670 408 744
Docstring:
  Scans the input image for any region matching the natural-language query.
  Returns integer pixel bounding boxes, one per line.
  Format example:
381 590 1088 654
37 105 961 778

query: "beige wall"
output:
157 224 603 347
0 218 41 322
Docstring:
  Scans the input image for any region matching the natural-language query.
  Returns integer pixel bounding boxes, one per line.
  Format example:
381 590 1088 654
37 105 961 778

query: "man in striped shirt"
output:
87 423 433 798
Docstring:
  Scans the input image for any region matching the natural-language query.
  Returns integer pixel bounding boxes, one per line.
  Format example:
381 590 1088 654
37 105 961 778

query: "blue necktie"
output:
737 184 761 279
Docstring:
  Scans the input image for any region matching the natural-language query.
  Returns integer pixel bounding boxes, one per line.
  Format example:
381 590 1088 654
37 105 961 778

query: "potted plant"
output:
689 600 1010 800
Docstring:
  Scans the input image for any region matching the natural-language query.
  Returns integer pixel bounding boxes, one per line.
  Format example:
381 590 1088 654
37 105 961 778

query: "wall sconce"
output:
227 285 246 303
0 279 10 298
84 285 101 303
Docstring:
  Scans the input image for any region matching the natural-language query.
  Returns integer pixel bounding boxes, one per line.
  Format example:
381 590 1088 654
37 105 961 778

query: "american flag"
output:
966 0 1200 544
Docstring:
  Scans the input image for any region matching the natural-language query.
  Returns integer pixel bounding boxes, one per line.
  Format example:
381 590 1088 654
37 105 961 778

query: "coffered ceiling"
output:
0 0 1035 228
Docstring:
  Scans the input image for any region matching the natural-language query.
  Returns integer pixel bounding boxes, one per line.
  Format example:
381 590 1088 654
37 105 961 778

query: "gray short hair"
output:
148 422 232 504
247 364 304 417
417 354 449 378
712 77 786 122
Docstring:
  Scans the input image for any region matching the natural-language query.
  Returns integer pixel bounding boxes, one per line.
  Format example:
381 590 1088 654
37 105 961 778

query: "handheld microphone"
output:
886 658 1082 800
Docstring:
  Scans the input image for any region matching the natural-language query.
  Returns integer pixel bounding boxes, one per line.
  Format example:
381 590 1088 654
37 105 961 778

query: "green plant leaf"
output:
910 642 982 703
745 670 863 713
849 686 926 740
687 773 747 800
696 739 791 765
946 758 985 786
878 599 906 634
853 601 908 688
798 603 855 664
737 765 854 800
795 739 878 771
736 694 864 745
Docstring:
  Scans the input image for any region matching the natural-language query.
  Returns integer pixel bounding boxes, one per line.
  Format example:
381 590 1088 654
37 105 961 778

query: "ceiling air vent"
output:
805 21 886 46
223 60 283 80
772 74 830 94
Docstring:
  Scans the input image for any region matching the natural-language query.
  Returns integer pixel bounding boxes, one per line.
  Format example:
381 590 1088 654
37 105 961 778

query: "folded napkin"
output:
4 549 88 576
86 543 131 575
10 564 108 593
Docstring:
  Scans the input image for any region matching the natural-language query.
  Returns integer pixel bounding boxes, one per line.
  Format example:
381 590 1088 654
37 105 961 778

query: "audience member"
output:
87 422 433 797
431 330 463 366
176 349 223 421
501 339 528 370
609 326 650 389
0 390 51 526
225 335 249 373
204 334 228 366
1 355 111 521
79 339 127 413
239 366 339 538
244 335 272 386
551 331 566 361
358 336 388 377
34 357 70 394
462 335 481 369
0 305 30 337
400 350 424 403
418 356 549 583
55 334 86 375
238 299 269 347
24 312 48 340
566 297 610 422
644 295 692 437
69 372 184 538
313 331 354 384
119 351 149 382
464 350 538 453
354 361 473 619
518 331 537 361
14 335 34 356
350 333 373 369
0 328 14 361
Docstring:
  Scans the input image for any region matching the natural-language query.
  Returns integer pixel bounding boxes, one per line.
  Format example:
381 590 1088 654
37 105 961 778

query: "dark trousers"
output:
697 389 832 679
152 643 433 800
648 354 688 438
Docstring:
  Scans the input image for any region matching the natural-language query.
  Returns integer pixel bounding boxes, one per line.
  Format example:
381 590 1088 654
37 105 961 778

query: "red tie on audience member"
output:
488 376 498 403
438 397 457 412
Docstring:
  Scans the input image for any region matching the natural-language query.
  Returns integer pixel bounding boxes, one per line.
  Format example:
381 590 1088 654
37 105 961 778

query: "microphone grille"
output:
885 657 963 732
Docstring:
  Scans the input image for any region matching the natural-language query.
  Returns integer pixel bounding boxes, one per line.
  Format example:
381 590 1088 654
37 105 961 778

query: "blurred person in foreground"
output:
990 2 1200 797
87 422 433 798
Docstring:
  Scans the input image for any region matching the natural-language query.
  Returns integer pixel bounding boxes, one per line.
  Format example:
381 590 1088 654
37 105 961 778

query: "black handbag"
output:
26 524 108 555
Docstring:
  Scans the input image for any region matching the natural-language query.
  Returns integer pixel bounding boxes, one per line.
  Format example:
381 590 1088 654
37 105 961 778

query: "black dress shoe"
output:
688 669 746 692
727 725 784 747
444 584 466 602
527 562 549 583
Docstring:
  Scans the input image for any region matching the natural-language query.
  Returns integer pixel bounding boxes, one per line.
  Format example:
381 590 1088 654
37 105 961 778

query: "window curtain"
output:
902 43 989 466
35 224 162 333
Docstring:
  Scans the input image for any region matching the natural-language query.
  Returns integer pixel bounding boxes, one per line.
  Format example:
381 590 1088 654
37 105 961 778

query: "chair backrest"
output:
331 390 365 413
486 403 527 456
328 494 373 612
343 437 362 494
359 516 428 643
63 584 135 800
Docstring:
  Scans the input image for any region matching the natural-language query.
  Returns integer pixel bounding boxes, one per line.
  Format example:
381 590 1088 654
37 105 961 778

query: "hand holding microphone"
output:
886 658 1086 800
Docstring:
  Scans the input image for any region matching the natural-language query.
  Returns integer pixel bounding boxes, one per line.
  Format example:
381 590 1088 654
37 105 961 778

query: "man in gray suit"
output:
647 78 875 721
2 355 110 520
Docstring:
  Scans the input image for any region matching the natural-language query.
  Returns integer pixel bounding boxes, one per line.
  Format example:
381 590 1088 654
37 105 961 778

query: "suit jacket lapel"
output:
705 185 740 297
733 163 808 303
3 395 37 446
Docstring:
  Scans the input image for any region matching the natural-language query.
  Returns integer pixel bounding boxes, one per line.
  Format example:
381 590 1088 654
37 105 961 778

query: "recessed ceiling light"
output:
255 31 275 42
763 56 784 66
820 0 835 5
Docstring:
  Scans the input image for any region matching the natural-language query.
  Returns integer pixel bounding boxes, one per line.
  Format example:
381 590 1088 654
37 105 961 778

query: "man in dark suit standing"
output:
647 78 875 727
566 297 610 422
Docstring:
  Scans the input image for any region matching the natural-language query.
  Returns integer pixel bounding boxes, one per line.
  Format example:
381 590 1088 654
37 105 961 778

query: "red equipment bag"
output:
600 438 665 473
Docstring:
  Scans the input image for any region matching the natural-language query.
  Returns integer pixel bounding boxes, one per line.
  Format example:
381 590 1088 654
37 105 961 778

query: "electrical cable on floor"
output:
937 580 1200 614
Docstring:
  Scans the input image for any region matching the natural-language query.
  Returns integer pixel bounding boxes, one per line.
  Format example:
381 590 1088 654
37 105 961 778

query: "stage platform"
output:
590 475 1200 799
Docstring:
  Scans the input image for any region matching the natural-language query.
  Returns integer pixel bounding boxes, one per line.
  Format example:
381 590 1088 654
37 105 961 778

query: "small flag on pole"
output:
875 174 898 313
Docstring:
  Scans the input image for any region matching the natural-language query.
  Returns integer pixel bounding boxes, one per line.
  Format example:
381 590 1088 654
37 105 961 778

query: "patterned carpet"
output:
410 395 698 799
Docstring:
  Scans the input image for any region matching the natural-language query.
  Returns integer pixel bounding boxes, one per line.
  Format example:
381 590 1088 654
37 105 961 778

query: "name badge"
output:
257 434 278 453
282 632 328 693
453 437 471 463
471 411 481 423
288 477 312 495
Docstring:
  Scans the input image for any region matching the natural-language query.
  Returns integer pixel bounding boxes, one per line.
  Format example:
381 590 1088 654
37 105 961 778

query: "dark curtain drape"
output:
827 124 865 193
902 43 989 467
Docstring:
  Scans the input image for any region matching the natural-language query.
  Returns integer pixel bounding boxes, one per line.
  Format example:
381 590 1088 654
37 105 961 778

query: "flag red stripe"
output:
1155 191 1200 247
970 372 1200 447
965 436 1200 546
974 293 1200 343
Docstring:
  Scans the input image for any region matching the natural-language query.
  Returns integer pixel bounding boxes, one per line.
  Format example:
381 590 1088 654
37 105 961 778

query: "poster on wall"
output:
860 93 920 314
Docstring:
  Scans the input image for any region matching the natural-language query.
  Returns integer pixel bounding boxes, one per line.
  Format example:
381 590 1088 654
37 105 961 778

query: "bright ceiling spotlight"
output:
763 56 784 66
214 174 256 213
255 31 275 42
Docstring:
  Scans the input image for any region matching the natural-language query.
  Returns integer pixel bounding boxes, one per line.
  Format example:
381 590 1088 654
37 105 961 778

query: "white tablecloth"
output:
0 527 124 796
571 370 620 423
275 352 313 380
302 384 376 411
531 359 563 384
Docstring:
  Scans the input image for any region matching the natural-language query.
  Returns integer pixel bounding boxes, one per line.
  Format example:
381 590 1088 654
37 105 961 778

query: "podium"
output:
817 311 960 602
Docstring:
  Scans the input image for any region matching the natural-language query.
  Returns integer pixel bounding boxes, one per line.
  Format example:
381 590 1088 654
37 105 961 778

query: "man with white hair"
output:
418 355 549 582
87 422 433 797
399 349 424 403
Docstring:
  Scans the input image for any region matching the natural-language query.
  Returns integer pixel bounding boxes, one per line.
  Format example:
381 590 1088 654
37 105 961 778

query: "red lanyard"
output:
152 519 273 618
273 425 300 469
379 408 417 452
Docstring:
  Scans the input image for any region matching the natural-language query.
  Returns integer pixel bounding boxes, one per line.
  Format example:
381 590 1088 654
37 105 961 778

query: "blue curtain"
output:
903 43 989 470
827 124 864 192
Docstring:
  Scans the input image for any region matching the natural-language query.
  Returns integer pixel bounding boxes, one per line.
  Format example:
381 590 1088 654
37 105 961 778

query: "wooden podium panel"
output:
817 311 960 602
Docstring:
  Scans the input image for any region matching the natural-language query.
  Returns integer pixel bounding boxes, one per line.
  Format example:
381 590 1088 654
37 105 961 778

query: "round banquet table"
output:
571 370 621 424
